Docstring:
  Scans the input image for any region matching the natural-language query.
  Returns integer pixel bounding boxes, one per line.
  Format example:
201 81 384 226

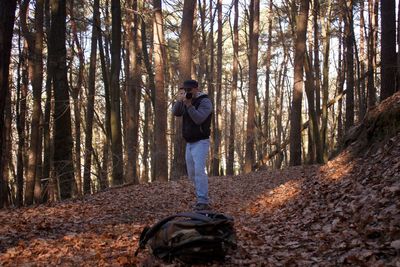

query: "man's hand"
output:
183 97 192 107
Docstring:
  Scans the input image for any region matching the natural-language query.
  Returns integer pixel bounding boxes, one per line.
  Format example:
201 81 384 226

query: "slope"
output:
0 92 399 266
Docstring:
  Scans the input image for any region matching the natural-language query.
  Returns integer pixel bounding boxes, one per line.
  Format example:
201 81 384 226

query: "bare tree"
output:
83 0 100 194
153 0 168 182
289 0 309 166
367 0 377 108
172 0 196 180
48 0 75 199
344 0 354 131
16 38 28 206
70 0 85 196
380 0 396 100
398 0 400 92
0 0 17 207
110 0 124 185
42 0 56 202
21 0 44 204
212 0 223 176
124 0 141 184
244 0 260 173
227 0 239 175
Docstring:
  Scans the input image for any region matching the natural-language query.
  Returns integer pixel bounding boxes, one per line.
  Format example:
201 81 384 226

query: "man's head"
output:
180 79 199 99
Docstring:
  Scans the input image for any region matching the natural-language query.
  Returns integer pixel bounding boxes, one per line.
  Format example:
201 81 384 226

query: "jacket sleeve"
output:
187 98 212 125
172 101 185 116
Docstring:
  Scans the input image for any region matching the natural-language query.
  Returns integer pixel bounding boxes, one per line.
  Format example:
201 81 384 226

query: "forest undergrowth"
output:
0 93 399 266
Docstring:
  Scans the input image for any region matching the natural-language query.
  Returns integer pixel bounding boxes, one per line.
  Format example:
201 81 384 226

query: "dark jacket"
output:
172 93 213 143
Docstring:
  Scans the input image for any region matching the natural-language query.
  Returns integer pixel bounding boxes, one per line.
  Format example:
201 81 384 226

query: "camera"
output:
185 92 193 99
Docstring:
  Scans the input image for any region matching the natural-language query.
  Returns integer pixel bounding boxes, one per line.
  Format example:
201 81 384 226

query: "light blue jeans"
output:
185 139 210 204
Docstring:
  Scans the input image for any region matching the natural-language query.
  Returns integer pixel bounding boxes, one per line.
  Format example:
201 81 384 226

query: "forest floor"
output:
1 94 400 266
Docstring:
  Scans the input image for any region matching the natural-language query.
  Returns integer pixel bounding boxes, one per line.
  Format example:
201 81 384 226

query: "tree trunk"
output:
263 0 273 165
244 0 259 173
0 0 17 208
337 16 345 143
208 0 215 176
143 93 151 183
359 0 366 119
211 0 222 176
141 16 155 183
2 81 13 206
48 0 75 200
70 0 84 196
304 52 323 164
98 28 112 189
42 0 55 202
153 0 168 182
172 0 196 180
198 0 207 87
397 0 400 92
16 38 28 207
344 0 354 131
313 0 321 118
320 0 332 162
21 0 44 205
289 0 309 166
227 0 239 175
124 0 141 184
380 0 396 100
83 0 100 194
276 49 288 169
109 0 124 185
367 0 376 108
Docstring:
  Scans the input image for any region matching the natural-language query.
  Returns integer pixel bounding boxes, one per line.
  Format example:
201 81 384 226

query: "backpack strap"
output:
134 212 213 256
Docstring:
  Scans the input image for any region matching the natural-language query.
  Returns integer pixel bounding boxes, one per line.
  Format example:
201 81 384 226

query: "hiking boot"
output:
193 203 211 211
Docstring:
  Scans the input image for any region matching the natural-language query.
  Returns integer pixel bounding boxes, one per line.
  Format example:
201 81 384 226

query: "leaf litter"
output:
1 94 400 266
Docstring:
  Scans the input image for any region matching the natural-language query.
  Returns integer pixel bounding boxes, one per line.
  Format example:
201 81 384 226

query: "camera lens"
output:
185 92 193 99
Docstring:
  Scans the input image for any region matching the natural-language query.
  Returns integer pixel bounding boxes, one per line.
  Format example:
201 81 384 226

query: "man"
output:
172 79 213 211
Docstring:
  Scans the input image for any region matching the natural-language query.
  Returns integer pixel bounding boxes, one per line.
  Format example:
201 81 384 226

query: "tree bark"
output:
227 0 239 175
83 0 100 194
380 0 396 100
211 0 222 176
0 0 17 207
289 0 309 166
313 0 321 118
153 0 168 182
337 16 344 144
344 0 354 131
98 28 112 189
304 52 323 164
320 0 332 162
172 0 196 180
124 0 141 184
207 0 215 176
263 0 273 165
16 38 28 206
21 0 45 205
48 0 75 200
43 0 55 202
110 0 124 185
398 0 400 92
244 0 260 173
359 0 366 119
367 0 377 108
2 80 13 206
140 17 154 183
70 0 84 196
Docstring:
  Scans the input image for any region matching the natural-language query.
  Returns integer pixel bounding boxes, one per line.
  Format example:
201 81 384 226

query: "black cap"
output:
180 79 198 89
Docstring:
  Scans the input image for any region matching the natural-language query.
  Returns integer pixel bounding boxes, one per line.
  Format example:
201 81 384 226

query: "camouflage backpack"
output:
135 211 237 264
